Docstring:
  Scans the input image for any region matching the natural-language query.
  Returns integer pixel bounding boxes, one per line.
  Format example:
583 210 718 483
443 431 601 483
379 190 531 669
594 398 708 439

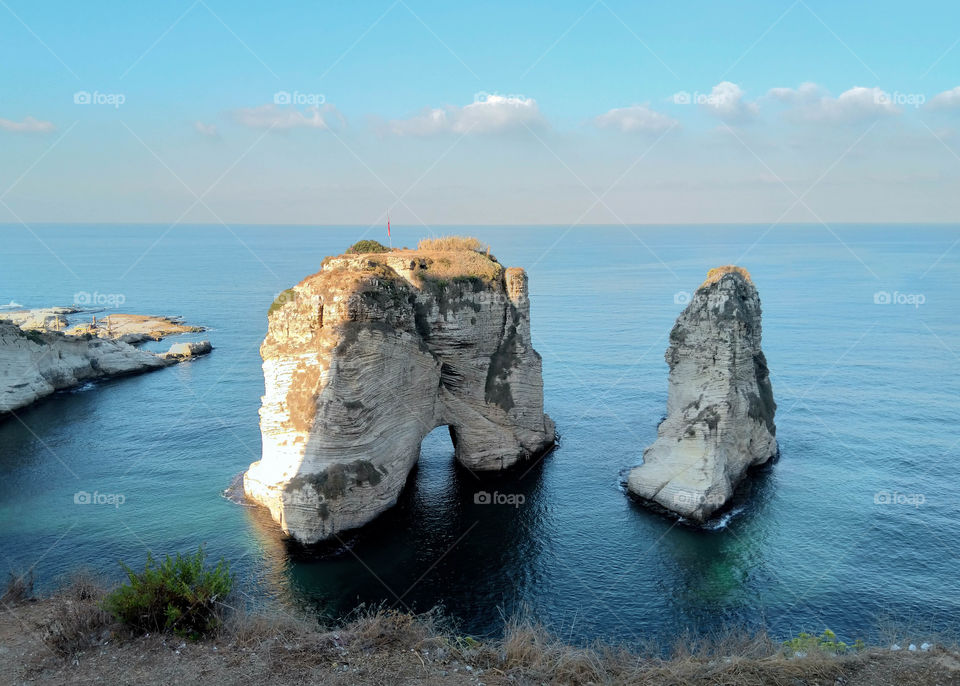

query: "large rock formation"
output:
243 242 556 544
627 266 776 522
0 317 211 415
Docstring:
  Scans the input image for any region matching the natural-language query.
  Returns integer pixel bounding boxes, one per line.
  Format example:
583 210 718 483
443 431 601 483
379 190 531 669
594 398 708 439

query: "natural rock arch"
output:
244 245 555 544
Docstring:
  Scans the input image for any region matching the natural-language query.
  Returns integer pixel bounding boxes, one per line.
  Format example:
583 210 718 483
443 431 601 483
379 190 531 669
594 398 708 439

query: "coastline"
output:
0 309 211 416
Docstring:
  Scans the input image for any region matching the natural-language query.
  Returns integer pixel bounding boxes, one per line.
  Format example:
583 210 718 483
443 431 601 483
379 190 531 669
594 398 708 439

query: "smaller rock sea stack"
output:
627 266 777 522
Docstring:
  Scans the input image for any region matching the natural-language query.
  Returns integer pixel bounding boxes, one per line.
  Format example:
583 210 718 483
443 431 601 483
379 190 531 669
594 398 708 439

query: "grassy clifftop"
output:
4 572 958 686
330 235 504 285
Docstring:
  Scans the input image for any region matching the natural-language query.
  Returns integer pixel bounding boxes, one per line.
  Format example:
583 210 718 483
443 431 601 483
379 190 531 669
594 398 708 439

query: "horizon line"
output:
2 221 959 228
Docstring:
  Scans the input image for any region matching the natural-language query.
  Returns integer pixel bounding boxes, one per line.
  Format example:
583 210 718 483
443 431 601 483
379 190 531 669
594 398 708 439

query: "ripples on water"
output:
1 224 958 644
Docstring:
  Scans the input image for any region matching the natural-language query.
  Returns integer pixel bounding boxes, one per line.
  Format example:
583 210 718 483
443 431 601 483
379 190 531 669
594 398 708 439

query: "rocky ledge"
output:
627 266 777 522
0 312 211 415
243 239 556 544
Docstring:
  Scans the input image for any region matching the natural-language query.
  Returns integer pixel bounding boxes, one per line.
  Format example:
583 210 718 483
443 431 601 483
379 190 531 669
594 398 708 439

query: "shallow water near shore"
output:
1 223 958 644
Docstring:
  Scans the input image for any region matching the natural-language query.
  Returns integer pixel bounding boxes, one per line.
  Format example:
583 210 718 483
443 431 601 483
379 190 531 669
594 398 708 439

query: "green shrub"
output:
104 548 232 639
346 240 391 254
268 288 296 316
782 629 863 656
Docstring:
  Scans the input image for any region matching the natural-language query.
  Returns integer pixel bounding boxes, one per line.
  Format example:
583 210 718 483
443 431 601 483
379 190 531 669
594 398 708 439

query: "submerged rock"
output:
627 266 777 522
243 243 555 544
161 340 213 359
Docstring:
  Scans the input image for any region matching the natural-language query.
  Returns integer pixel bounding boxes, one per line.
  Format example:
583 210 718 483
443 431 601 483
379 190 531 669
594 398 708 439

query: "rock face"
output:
0 317 212 415
627 266 776 522
243 245 556 544
0 322 167 413
161 340 213 359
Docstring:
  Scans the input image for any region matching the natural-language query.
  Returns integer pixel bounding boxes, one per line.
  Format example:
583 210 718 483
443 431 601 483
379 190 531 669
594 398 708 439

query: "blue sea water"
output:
1 223 958 645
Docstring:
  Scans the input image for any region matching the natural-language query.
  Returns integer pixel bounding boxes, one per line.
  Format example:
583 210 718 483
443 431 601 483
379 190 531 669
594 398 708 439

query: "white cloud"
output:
232 104 343 130
768 83 899 123
389 94 545 136
593 104 677 133
929 86 960 109
696 82 758 122
194 121 218 137
0 116 55 133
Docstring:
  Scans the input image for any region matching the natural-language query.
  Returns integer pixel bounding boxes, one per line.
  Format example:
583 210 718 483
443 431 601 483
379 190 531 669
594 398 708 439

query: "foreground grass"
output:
3 575 960 685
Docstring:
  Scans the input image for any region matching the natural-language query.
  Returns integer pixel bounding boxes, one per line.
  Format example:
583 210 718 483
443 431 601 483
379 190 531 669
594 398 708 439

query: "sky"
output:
2 0 960 225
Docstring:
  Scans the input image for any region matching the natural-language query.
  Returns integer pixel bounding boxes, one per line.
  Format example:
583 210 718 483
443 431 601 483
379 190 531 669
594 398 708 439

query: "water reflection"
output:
248 427 553 635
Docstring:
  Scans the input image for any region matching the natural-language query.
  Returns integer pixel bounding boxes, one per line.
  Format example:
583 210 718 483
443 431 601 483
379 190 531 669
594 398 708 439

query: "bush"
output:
104 548 233 639
783 629 863 656
2 570 34 604
417 236 487 253
347 240 391 254
268 288 296 316
43 576 112 657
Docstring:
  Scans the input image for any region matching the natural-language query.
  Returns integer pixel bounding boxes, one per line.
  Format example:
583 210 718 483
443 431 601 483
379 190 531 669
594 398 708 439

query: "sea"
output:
1 223 958 645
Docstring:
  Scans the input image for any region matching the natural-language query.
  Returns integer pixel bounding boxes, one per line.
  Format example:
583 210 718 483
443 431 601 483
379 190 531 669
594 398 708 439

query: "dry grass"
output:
6 584 960 685
417 236 488 253
411 237 501 283
41 573 113 657
417 250 503 283
701 265 752 288
221 605 319 650
2 570 34 605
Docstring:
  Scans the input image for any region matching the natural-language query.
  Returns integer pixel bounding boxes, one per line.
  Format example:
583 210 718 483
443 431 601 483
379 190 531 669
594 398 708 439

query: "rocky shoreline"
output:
0 308 211 416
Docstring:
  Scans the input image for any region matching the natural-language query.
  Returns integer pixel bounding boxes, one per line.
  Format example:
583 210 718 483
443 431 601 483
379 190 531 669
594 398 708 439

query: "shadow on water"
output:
244 427 554 635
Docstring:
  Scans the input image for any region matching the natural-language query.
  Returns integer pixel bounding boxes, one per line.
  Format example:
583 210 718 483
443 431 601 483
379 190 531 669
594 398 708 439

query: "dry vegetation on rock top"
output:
700 265 753 288
328 236 504 286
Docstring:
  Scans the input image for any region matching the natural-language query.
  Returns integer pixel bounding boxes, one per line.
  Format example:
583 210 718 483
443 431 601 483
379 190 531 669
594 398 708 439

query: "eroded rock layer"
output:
0 322 211 414
244 248 556 543
627 266 777 522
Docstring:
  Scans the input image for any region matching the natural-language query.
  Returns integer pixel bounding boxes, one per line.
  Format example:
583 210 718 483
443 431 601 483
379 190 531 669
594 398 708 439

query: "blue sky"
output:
2 0 960 224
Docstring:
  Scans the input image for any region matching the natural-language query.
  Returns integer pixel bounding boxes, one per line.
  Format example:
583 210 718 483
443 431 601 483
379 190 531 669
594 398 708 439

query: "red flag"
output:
387 216 391 237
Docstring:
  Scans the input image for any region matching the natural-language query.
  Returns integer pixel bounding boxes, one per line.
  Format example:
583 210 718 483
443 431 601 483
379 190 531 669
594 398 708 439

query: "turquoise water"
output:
1 224 958 643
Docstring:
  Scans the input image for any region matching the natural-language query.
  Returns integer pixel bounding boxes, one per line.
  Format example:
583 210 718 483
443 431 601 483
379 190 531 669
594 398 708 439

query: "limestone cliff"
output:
627 266 777 522
243 243 556 544
0 318 211 415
